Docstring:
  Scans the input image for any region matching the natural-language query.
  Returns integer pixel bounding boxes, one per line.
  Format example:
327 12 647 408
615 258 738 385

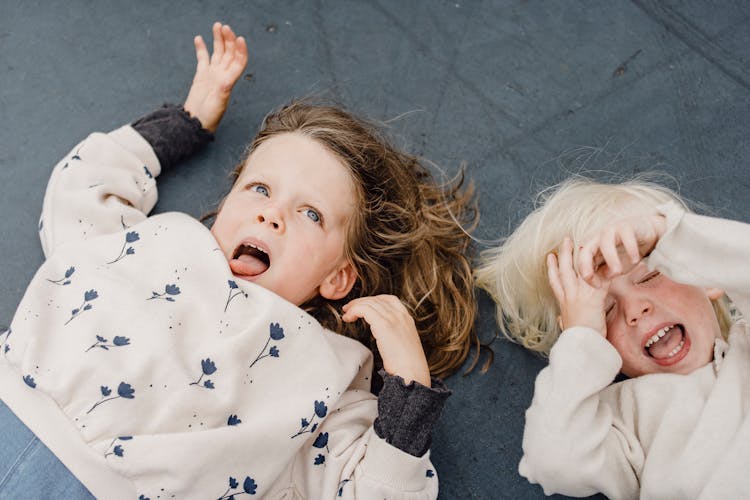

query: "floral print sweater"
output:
0 125 438 499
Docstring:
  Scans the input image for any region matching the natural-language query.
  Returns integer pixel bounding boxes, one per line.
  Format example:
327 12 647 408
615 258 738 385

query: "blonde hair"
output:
475 175 732 355
219 99 479 378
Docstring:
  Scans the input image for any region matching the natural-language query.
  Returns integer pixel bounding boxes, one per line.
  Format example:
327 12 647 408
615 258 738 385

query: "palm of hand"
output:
184 22 248 133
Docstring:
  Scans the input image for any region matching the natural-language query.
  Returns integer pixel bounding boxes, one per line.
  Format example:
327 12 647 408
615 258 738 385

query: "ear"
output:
706 287 725 300
319 261 357 300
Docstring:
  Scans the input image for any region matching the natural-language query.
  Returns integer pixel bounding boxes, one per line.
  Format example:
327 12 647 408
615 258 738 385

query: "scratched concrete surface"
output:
1 1 749 498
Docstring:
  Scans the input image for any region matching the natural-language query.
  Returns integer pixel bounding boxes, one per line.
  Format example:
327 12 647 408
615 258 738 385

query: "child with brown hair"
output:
0 23 477 499
476 175 750 499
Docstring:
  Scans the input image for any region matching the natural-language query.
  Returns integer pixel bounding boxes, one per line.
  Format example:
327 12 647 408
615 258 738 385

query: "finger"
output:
235 35 249 60
223 24 236 41
229 36 249 75
212 22 225 61
193 35 209 68
557 238 579 289
342 301 381 324
577 239 598 281
546 253 565 304
619 227 641 265
599 228 624 277
221 24 236 67
223 39 236 68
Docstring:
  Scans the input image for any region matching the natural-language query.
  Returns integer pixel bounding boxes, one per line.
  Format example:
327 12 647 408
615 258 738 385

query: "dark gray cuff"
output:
131 103 213 171
373 370 451 457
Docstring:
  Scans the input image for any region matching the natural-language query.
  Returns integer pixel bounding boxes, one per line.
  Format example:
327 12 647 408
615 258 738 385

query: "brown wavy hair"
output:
215 99 479 378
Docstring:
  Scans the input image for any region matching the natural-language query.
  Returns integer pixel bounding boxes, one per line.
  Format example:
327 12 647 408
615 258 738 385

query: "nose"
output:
624 297 653 326
256 205 285 232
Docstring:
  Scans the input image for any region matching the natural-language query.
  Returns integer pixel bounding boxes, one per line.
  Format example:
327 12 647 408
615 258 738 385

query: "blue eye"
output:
250 184 269 196
304 208 321 223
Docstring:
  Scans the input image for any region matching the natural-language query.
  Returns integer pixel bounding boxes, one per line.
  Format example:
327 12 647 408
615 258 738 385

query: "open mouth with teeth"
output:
229 242 270 278
644 324 690 364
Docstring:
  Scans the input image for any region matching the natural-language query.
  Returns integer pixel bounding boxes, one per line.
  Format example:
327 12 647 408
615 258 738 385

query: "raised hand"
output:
342 295 431 387
547 237 609 336
184 22 248 133
577 214 667 284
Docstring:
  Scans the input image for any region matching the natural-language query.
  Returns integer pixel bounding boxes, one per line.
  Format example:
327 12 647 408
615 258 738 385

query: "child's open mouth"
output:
229 242 270 277
644 324 689 364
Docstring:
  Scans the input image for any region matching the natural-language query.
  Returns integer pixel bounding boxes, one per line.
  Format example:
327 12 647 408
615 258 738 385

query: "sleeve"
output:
290 387 439 500
131 103 213 170
39 105 213 258
648 202 750 317
518 327 645 499
39 126 161 257
373 372 451 457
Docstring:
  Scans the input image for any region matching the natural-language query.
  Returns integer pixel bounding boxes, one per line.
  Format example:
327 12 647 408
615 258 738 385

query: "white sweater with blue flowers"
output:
0 126 438 499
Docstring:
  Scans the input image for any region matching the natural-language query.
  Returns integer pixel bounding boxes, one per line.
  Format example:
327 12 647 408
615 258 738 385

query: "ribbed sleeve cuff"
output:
373 371 451 457
131 103 213 171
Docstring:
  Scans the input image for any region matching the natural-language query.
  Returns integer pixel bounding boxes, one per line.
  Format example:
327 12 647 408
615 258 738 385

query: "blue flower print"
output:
218 475 258 498
189 358 217 389
1 327 11 356
426 469 434 478
104 436 132 458
227 414 242 426
65 289 99 325
85 334 130 352
143 165 153 179
61 149 81 170
311 432 331 465
337 479 351 497
23 375 36 388
224 280 248 312
148 284 181 302
139 496 150 500
314 400 327 419
86 381 135 414
270 323 284 341
312 432 329 450
47 266 75 286
291 400 327 438
248 323 285 369
107 231 140 264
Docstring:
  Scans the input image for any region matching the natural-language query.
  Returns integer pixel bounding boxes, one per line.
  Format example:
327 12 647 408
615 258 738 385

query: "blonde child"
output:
476 176 750 499
0 23 477 499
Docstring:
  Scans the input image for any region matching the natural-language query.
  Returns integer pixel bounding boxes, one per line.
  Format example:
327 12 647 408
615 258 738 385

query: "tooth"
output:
667 339 685 357
645 325 678 349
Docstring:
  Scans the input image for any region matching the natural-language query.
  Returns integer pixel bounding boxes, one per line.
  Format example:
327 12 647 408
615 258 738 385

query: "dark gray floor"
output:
2 1 749 498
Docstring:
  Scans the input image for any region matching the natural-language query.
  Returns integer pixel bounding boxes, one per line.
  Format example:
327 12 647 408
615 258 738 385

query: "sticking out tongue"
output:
229 246 270 277
648 326 684 360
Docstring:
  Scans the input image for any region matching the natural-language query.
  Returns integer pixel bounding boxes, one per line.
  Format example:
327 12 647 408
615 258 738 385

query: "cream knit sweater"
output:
519 202 750 499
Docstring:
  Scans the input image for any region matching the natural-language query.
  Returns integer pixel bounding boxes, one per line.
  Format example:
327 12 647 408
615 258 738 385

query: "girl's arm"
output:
271 294 442 499
648 202 750 317
342 295 447 456
519 237 644 497
519 327 644 498
577 203 750 319
39 23 246 257
289 380 442 500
